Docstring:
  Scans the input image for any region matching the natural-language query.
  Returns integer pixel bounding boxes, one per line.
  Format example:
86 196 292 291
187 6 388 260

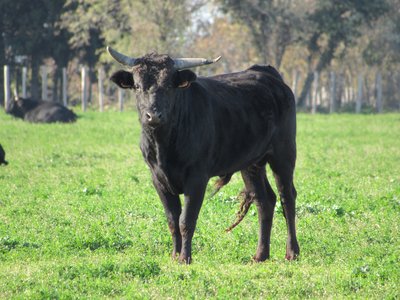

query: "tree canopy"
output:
0 0 398 108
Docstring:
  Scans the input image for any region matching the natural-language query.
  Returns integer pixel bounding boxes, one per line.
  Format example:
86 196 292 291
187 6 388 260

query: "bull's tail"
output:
225 190 255 232
209 173 233 198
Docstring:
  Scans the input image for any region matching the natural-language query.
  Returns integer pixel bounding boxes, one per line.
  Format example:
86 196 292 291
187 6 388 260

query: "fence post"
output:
4 65 10 108
41 65 48 101
330 71 336 113
376 72 382 113
311 71 319 114
118 88 124 112
356 74 363 113
98 68 104 112
62 67 68 106
22 67 27 98
292 69 300 101
81 66 87 112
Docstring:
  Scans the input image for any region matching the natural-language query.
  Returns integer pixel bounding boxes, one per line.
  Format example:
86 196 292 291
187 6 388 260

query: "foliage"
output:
218 0 303 68
0 111 399 298
296 0 389 106
0 0 399 109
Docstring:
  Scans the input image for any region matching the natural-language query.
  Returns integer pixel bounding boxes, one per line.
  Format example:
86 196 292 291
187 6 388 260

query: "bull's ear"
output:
174 69 197 89
110 70 135 89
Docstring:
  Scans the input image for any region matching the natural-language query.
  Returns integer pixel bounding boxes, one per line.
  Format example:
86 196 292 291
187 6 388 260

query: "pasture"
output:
0 111 399 298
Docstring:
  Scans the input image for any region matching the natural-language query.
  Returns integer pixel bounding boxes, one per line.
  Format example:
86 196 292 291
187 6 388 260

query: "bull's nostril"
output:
146 112 153 121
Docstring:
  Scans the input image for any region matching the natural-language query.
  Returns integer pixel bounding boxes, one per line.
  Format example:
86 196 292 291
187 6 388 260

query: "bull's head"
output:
107 46 221 128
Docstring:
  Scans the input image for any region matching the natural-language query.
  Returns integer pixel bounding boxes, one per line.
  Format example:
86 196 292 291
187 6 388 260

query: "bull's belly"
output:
209 138 273 176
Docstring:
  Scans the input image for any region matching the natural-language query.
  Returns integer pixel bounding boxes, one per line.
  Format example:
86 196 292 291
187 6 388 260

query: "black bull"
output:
109 50 299 264
6 97 76 123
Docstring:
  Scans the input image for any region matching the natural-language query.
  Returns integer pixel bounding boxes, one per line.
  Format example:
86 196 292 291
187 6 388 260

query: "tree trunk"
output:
297 37 337 107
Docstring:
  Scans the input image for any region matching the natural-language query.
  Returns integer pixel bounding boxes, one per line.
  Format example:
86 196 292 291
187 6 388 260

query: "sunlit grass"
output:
0 111 399 298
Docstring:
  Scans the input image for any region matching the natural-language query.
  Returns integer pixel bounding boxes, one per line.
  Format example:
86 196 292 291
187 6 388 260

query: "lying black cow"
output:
0 144 8 165
6 96 77 123
108 46 299 264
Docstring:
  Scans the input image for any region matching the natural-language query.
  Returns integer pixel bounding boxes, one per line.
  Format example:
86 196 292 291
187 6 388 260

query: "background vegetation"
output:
0 111 399 298
1 0 400 111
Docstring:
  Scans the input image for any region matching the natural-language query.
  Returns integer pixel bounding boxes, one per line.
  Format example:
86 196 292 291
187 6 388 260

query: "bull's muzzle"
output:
145 111 162 127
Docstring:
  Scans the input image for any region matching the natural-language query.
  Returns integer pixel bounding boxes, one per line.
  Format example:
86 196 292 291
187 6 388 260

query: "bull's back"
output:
198 65 295 175
25 103 77 123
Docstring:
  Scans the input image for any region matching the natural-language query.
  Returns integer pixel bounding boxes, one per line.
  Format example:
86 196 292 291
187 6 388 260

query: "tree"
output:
0 0 69 100
296 0 389 107
218 0 302 68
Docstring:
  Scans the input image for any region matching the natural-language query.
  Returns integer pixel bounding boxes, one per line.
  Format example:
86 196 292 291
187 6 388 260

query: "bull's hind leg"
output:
269 157 300 260
241 166 276 262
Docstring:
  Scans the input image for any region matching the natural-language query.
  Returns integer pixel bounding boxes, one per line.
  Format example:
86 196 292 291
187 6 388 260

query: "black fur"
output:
110 54 299 263
6 97 77 123
0 144 8 165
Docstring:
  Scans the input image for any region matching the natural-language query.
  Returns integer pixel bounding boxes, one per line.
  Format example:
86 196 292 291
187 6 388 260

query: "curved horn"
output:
173 56 222 70
107 46 137 67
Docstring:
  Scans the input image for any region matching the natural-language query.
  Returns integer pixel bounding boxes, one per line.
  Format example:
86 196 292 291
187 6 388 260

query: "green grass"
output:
0 111 399 299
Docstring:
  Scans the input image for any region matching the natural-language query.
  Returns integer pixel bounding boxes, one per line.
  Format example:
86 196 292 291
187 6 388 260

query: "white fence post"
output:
98 68 104 112
62 67 68 106
292 69 300 99
22 67 27 98
118 88 124 112
311 71 319 114
81 66 87 112
4 65 10 109
330 71 336 113
376 72 382 113
41 65 48 101
356 74 363 114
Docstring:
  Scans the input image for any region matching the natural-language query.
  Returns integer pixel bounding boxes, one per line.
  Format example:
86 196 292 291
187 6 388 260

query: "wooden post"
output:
4 65 10 108
81 66 87 112
356 74 363 114
22 67 27 98
118 88 124 112
98 68 104 112
62 67 68 106
311 71 319 114
41 66 48 101
330 71 336 113
376 72 382 113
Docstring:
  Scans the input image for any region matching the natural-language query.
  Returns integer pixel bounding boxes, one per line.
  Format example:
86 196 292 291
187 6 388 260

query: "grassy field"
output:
0 110 399 299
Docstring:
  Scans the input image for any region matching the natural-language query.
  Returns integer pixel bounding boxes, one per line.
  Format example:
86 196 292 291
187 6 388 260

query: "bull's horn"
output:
173 56 222 70
107 46 137 67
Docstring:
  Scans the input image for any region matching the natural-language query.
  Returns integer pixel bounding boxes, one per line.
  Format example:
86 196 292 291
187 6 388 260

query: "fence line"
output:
4 65 10 108
22 67 27 98
62 67 68 107
41 66 48 101
98 67 104 112
81 66 87 112
1 64 398 113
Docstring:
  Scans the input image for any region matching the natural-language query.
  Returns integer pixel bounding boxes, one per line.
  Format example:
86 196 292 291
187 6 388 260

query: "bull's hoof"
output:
285 245 300 260
285 252 299 260
178 255 192 264
253 253 269 262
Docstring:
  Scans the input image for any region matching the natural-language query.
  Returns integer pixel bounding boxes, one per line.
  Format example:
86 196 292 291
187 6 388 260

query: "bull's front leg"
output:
153 181 182 258
179 175 208 264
